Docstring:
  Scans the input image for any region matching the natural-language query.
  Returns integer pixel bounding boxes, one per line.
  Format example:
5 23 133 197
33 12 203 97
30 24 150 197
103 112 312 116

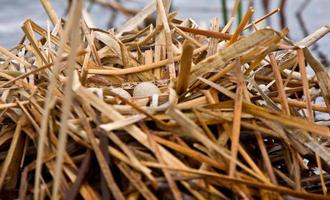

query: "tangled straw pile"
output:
0 0 330 199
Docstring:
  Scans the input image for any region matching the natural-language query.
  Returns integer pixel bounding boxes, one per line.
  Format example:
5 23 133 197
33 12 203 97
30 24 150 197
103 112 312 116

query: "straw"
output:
0 0 329 199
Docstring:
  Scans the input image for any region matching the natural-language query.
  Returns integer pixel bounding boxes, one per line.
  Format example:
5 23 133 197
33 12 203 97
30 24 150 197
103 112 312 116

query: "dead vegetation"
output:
0 0 330 199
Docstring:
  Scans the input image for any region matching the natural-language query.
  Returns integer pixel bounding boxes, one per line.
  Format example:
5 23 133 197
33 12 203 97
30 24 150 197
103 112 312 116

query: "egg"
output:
110 88 131 99
133 82 161 97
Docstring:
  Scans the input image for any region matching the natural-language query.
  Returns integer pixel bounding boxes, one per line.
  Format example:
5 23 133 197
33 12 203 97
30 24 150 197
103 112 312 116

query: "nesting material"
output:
0 0 330 199
110 88 132 99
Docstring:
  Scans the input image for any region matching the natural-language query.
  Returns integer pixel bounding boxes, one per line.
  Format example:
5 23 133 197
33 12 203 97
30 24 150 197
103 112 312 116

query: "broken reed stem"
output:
117 162 157 200
0 117 24 190
40 0 59 25
296 26 330 48
207 18 220 57
22 20 49 65
255 124 278 184
269 52 290 114
171 24 203 47
33 8 76 200
88 45 207 75
271 98 328 113
81 116 126 200
222 16 235 33
144 163 330 200
143 125 183 200
176 42 194 95
298 49 327 195
244 8 280 30
0 47 33 68
0 50 86 88
167 106 268 183
156 0 175 79
228 6 254 45
297 49 313 120
176 26 232 40
229 60 244 177
80 50 91 86
303 48 330 114
231 0 241 18
51 1 83 199
64 151 92 200
243 84 278 184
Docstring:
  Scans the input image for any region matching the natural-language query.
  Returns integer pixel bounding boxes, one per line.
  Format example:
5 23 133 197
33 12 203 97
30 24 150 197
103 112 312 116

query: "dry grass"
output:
0 0 330 199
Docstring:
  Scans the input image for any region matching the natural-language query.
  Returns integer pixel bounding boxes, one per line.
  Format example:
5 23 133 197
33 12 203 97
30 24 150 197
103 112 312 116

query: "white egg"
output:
110 88 131 99
133 82 161 97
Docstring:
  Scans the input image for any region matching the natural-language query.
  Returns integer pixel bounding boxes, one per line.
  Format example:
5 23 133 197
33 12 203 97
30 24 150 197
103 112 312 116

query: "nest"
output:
0 0 330 199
